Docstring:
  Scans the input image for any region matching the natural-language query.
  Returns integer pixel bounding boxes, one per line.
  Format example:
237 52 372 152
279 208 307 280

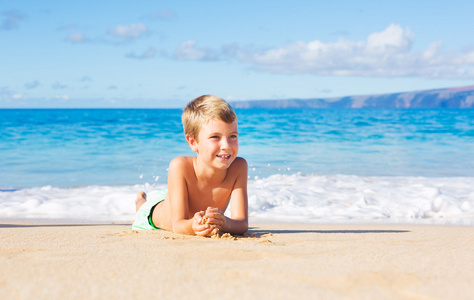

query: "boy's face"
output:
187 118 239 170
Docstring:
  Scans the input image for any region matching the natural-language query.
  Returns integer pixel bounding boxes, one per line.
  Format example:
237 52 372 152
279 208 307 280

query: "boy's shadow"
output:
247 227 410 238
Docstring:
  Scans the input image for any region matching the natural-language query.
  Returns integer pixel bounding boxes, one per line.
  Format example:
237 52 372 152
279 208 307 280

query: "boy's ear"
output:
185 134 199 153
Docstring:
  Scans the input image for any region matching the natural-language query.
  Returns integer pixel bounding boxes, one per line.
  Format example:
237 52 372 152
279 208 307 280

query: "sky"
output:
1 0 474 108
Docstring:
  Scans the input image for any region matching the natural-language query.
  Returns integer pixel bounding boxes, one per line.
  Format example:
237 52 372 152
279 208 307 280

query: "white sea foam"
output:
1 174 473 225
248 174 474 225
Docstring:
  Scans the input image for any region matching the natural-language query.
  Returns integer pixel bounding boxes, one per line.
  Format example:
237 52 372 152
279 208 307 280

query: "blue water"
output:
1 108 474 224
1 108 474 188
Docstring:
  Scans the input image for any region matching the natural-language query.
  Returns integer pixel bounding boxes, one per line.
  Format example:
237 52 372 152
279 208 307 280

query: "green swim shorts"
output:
132 189 167 231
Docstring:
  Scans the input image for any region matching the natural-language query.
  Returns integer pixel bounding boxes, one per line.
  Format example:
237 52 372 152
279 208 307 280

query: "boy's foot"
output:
135 191 147 212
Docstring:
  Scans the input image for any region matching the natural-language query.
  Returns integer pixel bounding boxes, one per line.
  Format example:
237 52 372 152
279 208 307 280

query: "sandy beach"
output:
0 221 473 300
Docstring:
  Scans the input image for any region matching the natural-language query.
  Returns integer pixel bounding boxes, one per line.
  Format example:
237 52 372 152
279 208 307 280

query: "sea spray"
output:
1 175 473 225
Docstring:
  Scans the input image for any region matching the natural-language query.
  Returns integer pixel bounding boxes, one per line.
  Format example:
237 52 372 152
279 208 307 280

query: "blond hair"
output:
182 95 237 139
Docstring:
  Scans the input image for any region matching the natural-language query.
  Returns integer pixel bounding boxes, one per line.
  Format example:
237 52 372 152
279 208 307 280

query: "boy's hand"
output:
192 211 217 237
204 207 226 231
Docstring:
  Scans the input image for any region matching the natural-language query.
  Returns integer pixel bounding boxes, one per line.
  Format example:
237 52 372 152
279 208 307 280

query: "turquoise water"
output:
1 108 474 223
1 108 474 188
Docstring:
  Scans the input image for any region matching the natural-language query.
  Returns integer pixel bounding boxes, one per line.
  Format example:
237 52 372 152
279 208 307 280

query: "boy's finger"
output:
206 220 224 227
204 213 220 220
206 207 223 213
197 226 215 237
195 228 209 236
210 213 225 221
206 210 223 217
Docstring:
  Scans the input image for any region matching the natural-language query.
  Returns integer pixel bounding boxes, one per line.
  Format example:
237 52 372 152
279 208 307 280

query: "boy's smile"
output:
188 119 239 170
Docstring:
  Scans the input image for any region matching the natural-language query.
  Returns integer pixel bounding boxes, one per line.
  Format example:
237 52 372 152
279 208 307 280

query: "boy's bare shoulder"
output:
232 157 248 168
169 156 194 171
230 157 248 174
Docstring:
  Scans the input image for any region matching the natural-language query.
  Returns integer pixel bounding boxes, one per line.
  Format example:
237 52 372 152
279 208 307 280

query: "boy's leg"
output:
132 190 166 230
135 191 147 212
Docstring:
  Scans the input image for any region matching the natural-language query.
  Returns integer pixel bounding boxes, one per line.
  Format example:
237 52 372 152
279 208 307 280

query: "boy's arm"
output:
168 157 214 236
209 157 248 235
228 158 249 234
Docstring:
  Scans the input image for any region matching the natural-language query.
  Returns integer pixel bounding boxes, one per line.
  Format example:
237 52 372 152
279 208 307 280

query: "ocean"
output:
1 108 473 224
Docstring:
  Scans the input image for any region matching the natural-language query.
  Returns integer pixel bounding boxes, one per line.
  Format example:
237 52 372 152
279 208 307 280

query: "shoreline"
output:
1 221 473 299
1 215 473 226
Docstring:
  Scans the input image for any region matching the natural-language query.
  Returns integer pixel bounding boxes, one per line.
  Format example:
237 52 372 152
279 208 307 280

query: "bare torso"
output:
152 156 245 231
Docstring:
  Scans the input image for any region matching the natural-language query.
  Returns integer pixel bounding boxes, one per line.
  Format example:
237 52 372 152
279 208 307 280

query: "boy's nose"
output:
220 138 230 149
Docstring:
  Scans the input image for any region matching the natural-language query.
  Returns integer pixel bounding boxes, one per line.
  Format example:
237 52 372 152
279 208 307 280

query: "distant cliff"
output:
231 86 474 109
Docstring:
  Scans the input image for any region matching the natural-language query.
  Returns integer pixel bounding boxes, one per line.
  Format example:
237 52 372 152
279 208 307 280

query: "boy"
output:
132 95 248 236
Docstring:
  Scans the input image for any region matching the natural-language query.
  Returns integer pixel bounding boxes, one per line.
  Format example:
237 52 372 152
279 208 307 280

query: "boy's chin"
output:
214 157 235 168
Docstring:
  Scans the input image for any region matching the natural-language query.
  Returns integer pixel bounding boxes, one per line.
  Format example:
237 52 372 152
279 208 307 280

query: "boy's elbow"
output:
171 219 195 236
224 218 248 235
235 219 248 235
241 225 249 235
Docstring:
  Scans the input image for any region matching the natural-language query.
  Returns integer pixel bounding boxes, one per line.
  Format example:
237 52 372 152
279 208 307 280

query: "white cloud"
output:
64 24 149 46
229 24 474 79
0 11 27 30
108 23 148 39
0 87 18 102
25 80 40 89
52 82 67 90
174 40 219 61
80 76 93 82
366 24 414 53
126 47 156 59
65 32 88 43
